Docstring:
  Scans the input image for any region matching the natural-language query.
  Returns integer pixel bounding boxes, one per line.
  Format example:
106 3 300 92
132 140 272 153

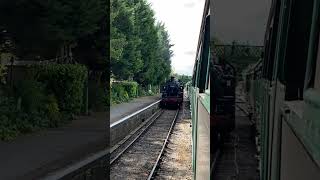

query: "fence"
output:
212 44 264 80
214 44 263 59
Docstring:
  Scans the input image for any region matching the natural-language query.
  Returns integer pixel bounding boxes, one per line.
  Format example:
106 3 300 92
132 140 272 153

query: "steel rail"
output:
147 109 179 180
109 108 161 154
110 109 164 165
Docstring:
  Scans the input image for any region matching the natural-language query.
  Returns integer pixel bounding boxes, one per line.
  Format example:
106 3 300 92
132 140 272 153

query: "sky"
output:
211 0 271 45
148 0 206 76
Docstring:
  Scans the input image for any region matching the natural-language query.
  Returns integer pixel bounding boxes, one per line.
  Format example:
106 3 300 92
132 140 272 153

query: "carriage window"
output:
198 15 210 93
192 59 199 86
301 0 320 92
281 0 314 100
315 39 320 90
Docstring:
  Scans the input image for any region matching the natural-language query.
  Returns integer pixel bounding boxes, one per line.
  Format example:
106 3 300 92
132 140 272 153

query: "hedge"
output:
0 64 7 85
111 81 159 105
35 64 87 114
0 64 88 141
111 81 138 104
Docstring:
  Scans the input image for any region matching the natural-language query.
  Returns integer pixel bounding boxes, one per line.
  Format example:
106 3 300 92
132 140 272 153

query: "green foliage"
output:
36 64 87 114
0 96 18 140
111 83 128 104
14 80 46 113
121 81 138 98
111 81 158 105
0 0 106 59
44 94 61 127
0 114 18 141
0 64 7 85
0 71 82 141
111 0 172 85
171 74 192 86
137 86 147 97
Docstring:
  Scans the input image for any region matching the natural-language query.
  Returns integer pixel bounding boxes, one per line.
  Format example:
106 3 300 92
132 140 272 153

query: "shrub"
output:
0 64 7 85
0 114 19 141
139 86 146 96
111 83 126 104
35 64 87 114
44 94 61 127
0 64 87 141
0 96 19 140
14 80 46 113
121 81 138 98
110 81 139 104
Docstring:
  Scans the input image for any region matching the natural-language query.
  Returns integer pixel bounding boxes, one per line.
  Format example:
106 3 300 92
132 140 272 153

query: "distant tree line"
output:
171 73 192 86
111 0 173 87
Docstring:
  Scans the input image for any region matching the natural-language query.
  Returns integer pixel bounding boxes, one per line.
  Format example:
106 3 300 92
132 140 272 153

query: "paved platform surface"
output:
110 95 160 124
0 112 107 180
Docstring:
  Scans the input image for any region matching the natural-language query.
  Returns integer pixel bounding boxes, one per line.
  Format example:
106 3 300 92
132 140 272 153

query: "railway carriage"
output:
189 0 210 179
244 0 320 179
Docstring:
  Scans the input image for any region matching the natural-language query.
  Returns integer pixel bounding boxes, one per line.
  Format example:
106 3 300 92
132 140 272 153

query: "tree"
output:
0 0 105 60
154 22 173 84
132 0 159 85
110 0 173 86
171 73 192 86
110 0 142 80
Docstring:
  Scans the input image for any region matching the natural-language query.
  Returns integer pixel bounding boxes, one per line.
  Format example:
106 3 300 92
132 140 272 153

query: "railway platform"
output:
0 111 107 180
110 95 160 124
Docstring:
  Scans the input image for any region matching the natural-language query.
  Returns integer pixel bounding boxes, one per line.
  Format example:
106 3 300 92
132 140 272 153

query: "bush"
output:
137 86 147 97
0 64 7 85
0 96 19 140
14 80 46 113
121 81 138 98
0 114 19 141
44 94 61 127
35 64 87 114
0 97 19 140
111 83 126 104
0 64 88 141
111 81 139 104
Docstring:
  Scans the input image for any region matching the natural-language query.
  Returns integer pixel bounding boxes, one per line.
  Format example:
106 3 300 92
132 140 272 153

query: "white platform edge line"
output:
110 100 161 128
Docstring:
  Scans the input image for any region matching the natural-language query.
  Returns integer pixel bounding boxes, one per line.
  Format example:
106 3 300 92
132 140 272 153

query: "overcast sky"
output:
211 0 271 45
148 0 206 76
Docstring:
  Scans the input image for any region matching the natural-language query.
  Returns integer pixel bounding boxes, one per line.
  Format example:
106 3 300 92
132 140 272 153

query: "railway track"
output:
110 109 179 180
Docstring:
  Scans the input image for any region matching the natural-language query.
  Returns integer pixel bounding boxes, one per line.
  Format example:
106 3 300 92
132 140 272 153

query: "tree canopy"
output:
0 0 106 65
110 0 173 86
171 73 192 86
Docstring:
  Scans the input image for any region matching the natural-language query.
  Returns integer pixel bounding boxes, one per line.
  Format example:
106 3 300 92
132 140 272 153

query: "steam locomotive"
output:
160 76 183 108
